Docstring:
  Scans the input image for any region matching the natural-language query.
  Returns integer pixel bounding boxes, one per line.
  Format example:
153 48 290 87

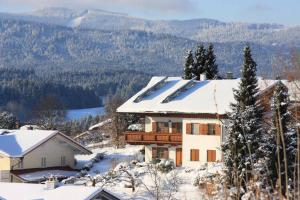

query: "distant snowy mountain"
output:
1 7 299 46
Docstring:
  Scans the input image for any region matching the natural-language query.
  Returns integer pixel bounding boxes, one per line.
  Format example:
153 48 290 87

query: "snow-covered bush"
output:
194 172 213 187
127 123 143 131
81 153 105 171
157 159 175 173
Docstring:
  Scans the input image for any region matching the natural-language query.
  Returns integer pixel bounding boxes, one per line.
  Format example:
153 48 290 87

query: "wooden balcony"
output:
124 132 182 145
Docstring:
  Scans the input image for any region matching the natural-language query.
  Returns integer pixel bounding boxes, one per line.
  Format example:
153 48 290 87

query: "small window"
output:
61 156 66 166
190 149 199 161
171 122 182 134
152 147 169 160
41 157 46 167
208 124 216 135
191 123 200 135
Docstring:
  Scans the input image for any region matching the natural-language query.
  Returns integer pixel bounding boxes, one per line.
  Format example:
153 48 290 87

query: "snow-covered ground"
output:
75 145 224 200
75 145 143 174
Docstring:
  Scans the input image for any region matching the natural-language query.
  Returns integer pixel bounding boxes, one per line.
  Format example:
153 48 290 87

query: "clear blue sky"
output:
0 0 299 26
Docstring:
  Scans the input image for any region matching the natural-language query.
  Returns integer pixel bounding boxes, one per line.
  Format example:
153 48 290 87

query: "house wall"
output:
0 154 11 182
145 144 180 163
0 154 11 170
182 118 222 167
144 115 223 167
10 134 76 170
145 116 182 132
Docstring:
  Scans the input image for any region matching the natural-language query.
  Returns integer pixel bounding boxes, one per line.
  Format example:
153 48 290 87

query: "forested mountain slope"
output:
1 7 299 45
0 10 297 119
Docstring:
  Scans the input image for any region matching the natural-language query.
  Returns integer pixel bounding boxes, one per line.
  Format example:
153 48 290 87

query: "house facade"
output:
117 76 281 167
0 130 92 182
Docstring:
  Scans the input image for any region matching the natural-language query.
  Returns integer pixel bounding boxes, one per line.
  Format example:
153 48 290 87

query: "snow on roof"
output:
0 130 58 157
117 76 278 115
0 130 92 157
88 118 112 131
17 170 78 182
0 183 102 200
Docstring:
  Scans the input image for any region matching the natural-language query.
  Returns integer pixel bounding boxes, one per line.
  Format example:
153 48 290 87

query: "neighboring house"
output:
117 76 288 167
0 130 92 182
0 182 120 200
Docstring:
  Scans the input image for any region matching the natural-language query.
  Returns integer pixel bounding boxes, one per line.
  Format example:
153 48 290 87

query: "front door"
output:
176 148 182 167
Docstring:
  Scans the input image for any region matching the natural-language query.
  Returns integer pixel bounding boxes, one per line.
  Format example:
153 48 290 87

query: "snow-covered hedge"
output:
81 152 105 171
157 159 175 173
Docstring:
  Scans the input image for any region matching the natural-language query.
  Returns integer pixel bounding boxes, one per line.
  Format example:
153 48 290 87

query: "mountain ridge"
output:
1 7 299 46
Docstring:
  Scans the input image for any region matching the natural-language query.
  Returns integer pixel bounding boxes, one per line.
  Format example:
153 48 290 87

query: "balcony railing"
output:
124 131 182 145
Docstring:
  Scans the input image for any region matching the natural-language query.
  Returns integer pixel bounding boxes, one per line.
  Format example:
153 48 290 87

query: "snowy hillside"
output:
1 7 299 45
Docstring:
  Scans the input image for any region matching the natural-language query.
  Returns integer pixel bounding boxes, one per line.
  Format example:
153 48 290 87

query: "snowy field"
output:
66 107 105 121
75 145 223 200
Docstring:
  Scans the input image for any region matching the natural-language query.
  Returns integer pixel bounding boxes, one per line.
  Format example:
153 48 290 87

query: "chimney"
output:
200 74 206 81
45 175 58 190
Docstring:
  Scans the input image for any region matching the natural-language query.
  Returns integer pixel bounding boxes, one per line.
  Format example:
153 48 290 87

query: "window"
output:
152 147 169 160
208 124 216 135
190 149 199 161
191 123 200 135
61 156 66 166
156 122 169 133
18 159 23 169
171 122 182 134
41 157 46 167
207 150 216 162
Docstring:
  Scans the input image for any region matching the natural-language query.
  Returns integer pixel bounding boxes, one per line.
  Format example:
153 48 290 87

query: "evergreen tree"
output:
204 43 218 79
0 111 18 129
222 45 264 190
193 44 206 80
183 50 194 80
268 80 297 195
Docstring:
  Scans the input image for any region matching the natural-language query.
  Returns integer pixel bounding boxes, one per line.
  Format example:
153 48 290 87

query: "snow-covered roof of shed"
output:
117 76 278 115
0 130 92 157
0 183 103 200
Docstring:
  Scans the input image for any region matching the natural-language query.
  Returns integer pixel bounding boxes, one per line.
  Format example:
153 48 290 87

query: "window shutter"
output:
186 123 191 134
172 123 181 134
200 124 208 135
207 150 216 162
152 122 157 132
190 149 199 161
190 150 194 161
215 124 221 135
195 150 199 161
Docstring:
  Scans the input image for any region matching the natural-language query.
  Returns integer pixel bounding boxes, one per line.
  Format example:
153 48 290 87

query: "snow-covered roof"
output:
0 183 103 200
89 119 112 131
0 130 91 157
15 169 78 182
117 76 278 115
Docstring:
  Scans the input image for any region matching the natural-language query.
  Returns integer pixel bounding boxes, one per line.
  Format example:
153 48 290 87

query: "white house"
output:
117 76 281 167
0 130 92 182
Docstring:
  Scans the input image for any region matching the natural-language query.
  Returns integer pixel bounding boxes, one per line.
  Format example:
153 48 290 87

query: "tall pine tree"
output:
193 44 206 80
183 50 194 80
268 80 297 196
204 43 218 79
222 45 264 190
